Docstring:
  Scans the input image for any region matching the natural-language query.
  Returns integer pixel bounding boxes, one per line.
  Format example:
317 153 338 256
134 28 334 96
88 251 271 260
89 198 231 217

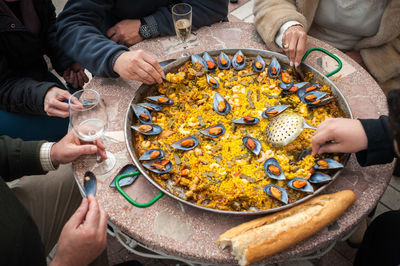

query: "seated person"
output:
0 0 88 141
253 0 400 94
312 89 400 265
0 130 108 265
56 0 229 84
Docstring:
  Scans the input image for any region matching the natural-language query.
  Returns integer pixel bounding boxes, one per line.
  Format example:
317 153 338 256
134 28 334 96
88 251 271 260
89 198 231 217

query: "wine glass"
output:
69 89 116 175
172 3 192 51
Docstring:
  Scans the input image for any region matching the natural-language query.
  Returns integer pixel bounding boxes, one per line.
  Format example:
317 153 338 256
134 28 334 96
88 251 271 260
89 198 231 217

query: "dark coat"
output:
0 0 73 115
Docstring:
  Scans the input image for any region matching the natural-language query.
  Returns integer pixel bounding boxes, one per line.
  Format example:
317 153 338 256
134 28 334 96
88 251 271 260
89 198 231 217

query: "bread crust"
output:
216 190 356 266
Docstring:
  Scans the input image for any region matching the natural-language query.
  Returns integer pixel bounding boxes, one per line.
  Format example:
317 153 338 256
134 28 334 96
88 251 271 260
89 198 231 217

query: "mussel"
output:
83 171 97 196
171 136 199 151
314 158 344 170
233 116 260 125
213 92 231 115
279 71 294 90
191 54 206 71
137 102 163 112
301 91 328 106
252 55 266 72
203 52 217 71
206 74 219 89
232 50 246 70
146 96 174 105
218 52 231 69
131 124 162 135
287 178 314 193
297 83 319 98
309 172 332 184
308 96 334 107
243 136 262 156
264 184 288 204
139 149 165 161
264 158 286 180
199 124 226 138
132 104 152 124
267 57 281 78
109 164 139 188
143 159 173 174
262 105 290 119
283 82 309 94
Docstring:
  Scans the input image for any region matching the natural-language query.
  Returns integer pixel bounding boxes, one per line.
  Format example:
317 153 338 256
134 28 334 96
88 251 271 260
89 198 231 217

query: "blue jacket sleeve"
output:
56 0 129 78
356 116 397 166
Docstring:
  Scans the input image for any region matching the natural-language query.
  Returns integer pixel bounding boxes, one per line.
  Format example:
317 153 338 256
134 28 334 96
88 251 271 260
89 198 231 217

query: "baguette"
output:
216 190 356 266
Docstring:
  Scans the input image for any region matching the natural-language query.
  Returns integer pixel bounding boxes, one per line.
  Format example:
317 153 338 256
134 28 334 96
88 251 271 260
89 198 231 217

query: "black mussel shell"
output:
83 171 97 196
309 172 332 184
146 96 174 105
267 57 281 78
139 149 165 161
132 104 152 124
218 52 231 69
297 83 319 98
301 91 328 105
232 50 246 70
131 124 162 135
137 102 163 112
213 92 231 115
109 164 139 188
252 55 266 72
243 136 262 156
143 159 173 174
191 54 206 71
264 158 286 180
297 148 312 161
264 184 288 204
279 71 294 90
282 82 309 95
262 105 290 119
314 158 344 170
233 116 260 125
200 124 226 138
203 52 217 71
287 178 314 193
308 96 334 107
171 136 199 151
206 74 219 89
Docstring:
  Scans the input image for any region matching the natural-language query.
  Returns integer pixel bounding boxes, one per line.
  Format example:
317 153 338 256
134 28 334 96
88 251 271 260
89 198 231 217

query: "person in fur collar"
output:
253 0 400 94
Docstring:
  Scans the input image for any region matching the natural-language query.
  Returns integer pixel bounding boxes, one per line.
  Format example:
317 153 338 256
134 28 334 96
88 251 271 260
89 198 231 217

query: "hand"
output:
113 50 165 84
44 87 71 118
50 130 107 166
63 63 89 89
282 25 307 68
106 19 143 46
312 118 368 155
51 195 108 266
345 50 366 68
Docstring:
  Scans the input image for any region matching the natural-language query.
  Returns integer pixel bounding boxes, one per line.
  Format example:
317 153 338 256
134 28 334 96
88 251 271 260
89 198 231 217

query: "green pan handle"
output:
115 171 164 208
301 47 342 77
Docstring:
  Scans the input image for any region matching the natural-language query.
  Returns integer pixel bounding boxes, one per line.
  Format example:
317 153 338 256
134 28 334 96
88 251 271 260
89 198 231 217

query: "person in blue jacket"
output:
56 0 229 85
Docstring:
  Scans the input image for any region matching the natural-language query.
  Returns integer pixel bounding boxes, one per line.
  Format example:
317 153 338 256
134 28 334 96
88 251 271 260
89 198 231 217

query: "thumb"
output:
67 198 89 228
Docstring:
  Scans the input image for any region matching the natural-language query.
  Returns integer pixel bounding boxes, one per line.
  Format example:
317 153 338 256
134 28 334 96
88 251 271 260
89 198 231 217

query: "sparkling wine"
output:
175 18 191 42
75 119 105 141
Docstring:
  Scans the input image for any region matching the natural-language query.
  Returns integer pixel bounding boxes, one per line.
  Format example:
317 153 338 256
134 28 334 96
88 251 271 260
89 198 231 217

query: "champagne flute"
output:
69 89 116 175
172 3 192 48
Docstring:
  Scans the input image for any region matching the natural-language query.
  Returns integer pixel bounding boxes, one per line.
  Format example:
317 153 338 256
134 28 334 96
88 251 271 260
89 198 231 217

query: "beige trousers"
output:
8 164 108 265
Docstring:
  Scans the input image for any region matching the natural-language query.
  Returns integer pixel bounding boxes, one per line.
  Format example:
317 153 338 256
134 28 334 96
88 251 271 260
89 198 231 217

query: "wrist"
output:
49 142 61 169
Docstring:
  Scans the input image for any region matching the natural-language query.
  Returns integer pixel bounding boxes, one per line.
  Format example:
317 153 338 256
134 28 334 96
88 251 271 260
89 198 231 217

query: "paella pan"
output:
124 48 352 215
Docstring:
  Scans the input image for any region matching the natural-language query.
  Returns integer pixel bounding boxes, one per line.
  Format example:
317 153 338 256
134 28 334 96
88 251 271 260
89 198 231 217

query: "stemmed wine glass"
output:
172 3 192 51
69 89 116 175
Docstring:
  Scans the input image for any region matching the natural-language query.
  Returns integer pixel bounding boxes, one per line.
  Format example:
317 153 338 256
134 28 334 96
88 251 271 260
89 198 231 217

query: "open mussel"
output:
171 136 199 151
301 91 328 106
262 105 289 119
137 102 162 112
243 136 262 156
203 52 217 71
279 71 294 90
146 96 174 105
131 124 162 135
308 96 334 107
314 158 343 170
200 124 225 138
139 149 165 161
267 57 281 78
264 158 286 180
132 104 152 124
109 164 139 188
233 116 260 125
191 54 206 71
218 52 231 69
283 82 309 94
309 172 332 184
297 148 312 161
252 55 265 72
83 171 97 196
232 50 246 70
297 83 319 98
206 74 219 89
213 92 231 115
264 184 288 204
143 159 173 174
287 178 314 193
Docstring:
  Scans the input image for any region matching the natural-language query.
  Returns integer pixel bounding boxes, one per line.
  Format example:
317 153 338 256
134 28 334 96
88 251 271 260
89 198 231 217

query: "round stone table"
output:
73 22 392 265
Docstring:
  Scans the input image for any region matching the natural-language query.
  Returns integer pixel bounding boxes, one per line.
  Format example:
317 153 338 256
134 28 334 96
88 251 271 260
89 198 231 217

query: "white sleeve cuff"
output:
275 21 303 48
40 142 58 172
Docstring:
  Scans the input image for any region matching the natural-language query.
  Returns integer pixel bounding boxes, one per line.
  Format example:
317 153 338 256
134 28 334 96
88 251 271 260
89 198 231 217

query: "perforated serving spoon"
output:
265 113 316 147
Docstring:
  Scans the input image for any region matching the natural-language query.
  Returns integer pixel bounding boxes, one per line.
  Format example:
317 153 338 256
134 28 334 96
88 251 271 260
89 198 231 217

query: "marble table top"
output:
73 22 392 265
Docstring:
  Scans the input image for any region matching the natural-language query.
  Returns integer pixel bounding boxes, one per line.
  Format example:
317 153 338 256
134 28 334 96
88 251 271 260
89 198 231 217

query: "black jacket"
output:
0 0 73 115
